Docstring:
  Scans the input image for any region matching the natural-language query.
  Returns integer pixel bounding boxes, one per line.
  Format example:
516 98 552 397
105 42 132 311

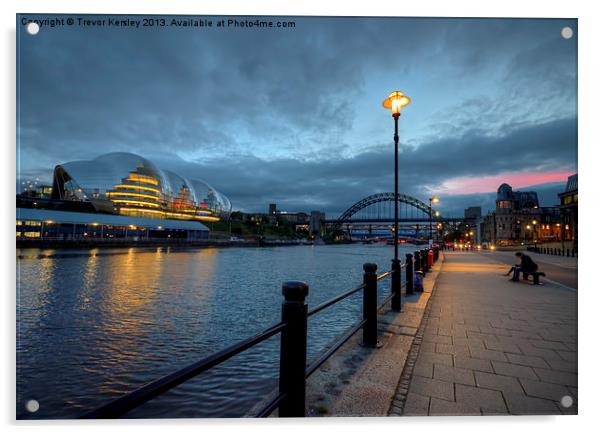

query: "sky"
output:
16 15 577 217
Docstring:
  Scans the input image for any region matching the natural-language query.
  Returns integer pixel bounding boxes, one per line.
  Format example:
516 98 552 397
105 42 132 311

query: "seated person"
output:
505 252 538 281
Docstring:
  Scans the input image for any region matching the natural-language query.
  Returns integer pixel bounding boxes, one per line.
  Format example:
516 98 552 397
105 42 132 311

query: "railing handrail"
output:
81 320 287 419
307 283 366 317
305 317 367 378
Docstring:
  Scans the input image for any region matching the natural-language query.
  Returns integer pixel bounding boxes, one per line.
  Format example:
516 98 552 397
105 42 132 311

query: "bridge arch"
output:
337 192 435 222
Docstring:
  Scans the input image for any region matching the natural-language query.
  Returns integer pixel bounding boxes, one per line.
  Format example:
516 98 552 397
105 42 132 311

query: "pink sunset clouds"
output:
437 171 573 195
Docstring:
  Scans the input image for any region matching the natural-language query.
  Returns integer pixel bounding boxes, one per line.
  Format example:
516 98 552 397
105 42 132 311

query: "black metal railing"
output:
82 247 440 419
528 245 577 257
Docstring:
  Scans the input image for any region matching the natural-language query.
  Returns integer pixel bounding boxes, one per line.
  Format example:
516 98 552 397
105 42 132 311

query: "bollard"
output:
279 281 309 417
391 259 402 311
405 253 414 295
363 263 378 347
414 250 422 273
422 249 430 273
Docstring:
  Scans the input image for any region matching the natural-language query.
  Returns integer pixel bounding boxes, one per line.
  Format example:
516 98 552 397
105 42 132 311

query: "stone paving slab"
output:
399 251 577 416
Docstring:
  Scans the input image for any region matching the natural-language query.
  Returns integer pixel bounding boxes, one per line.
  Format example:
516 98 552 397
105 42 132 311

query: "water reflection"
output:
17 244 416 419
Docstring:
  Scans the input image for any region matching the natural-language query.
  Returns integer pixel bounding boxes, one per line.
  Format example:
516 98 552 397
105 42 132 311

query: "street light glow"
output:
382 91 410 115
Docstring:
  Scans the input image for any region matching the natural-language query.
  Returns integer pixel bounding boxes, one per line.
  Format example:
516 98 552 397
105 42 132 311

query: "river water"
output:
16 243 419 419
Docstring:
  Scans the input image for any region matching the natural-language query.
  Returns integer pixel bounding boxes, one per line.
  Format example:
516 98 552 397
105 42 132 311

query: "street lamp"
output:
383 90 410 310
429 197 439 247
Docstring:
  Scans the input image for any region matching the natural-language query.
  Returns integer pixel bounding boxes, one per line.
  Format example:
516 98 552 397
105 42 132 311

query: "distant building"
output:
268 203 277 215
278 212 309 224
309 211 325 236
558 173 578 251
464 206 482 222
481 183 560 246
19 184 53 199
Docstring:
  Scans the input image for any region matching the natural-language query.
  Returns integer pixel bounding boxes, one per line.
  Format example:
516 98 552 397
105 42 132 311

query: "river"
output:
16 243 419 419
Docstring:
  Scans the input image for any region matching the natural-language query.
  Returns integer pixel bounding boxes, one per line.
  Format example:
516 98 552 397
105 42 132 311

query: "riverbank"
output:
16 237 311 251
246 255 443 417
304 258 443 416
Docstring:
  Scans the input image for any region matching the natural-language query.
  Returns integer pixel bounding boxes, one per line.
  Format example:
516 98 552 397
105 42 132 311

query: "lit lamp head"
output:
383 91 410 117
429 197 439 204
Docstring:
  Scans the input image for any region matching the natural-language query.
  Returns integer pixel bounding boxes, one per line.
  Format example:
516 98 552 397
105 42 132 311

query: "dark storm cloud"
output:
150 115 575 216
17 17 440 161
16 16 577 216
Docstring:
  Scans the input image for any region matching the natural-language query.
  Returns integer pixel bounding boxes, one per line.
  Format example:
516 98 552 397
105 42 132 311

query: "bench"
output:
523 271 546 285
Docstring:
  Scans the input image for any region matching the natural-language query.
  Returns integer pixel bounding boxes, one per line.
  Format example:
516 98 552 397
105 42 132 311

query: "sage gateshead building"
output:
17 152 232 242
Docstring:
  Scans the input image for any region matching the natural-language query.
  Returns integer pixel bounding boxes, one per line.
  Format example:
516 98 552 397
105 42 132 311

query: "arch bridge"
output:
323 192 461 225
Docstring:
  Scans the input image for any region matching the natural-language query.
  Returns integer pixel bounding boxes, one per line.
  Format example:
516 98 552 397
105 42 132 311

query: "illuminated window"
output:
127 173 159 185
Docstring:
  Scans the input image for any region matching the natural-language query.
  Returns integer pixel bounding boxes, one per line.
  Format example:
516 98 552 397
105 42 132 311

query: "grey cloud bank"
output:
17 15 577 216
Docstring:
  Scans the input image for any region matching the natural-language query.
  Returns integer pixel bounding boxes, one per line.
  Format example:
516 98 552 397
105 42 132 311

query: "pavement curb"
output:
389 253 446 416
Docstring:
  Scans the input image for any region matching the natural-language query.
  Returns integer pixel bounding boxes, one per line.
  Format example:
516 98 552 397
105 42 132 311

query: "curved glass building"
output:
50 152 231 222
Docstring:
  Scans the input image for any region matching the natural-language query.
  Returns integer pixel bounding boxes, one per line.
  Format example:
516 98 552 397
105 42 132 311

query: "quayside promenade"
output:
400 251 577 416
304 250 577 417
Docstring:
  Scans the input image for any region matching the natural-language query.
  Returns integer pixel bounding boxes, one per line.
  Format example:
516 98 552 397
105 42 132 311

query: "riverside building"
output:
481 183 561 246
17 152 232 242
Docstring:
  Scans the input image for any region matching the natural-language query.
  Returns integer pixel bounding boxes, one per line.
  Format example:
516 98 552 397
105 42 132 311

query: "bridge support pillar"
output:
391 258 402 311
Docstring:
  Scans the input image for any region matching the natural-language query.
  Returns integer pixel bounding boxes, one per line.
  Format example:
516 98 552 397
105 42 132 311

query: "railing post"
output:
363 263 378 347
391 259 402 311
405 253 414 295
414 250 421 273
279 281 309 417
422 248 430 273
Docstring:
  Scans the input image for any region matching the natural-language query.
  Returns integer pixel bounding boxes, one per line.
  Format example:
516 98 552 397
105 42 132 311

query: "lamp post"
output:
429 197 439 247
383 90 410 310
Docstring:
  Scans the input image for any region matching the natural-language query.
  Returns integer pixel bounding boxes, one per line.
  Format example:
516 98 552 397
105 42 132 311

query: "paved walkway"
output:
489 250 577 289
402 251 577 416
